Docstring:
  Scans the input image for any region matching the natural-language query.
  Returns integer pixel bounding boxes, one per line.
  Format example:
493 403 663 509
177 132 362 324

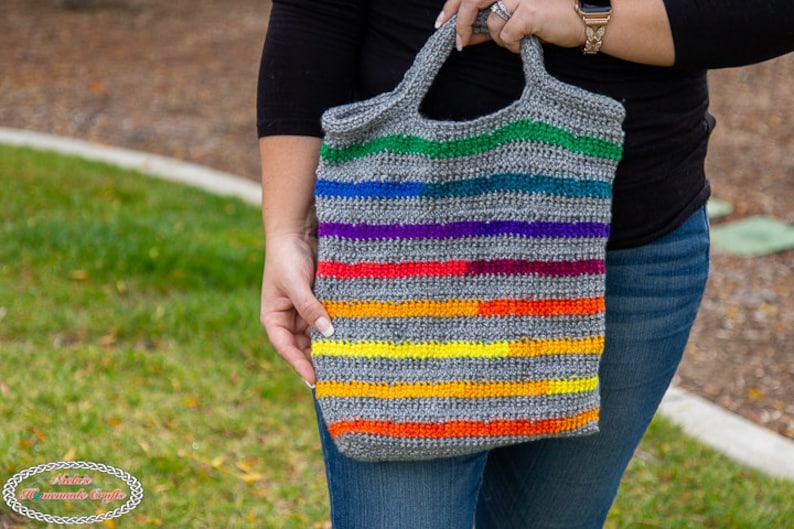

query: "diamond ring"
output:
490 1 512 22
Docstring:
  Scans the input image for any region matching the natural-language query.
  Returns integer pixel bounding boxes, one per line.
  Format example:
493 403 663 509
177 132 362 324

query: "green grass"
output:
1 144 792 528
609 417 794 528
0 145 325 528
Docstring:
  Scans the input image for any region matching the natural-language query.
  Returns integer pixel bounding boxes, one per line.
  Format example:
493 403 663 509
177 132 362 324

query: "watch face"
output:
579 0 611 13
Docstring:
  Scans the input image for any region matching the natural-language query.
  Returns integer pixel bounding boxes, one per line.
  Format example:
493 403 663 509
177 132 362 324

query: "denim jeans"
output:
313 206 710 529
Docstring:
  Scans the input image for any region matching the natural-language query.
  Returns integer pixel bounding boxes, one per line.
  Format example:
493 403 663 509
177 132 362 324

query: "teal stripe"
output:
420 173 612 199
320 119 623 163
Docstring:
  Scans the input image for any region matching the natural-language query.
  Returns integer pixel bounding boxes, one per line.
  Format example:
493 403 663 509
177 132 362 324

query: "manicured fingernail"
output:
434 11 445 29
315 317 335 338
303 379 316 390
455 33 463 51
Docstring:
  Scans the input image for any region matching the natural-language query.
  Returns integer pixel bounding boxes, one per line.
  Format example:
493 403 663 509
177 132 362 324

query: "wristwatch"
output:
574 0 612 55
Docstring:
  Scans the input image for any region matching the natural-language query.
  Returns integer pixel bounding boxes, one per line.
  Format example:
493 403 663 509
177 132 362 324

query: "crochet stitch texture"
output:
312 14 626 461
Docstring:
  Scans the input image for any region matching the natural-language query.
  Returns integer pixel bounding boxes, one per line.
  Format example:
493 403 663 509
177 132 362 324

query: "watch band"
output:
575 4 612 55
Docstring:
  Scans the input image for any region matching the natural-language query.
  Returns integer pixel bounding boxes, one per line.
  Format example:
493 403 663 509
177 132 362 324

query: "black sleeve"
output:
665 0 794 69
256 0 367 138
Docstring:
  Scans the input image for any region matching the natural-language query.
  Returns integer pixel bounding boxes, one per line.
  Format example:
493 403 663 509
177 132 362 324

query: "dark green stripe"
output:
321 119 623 163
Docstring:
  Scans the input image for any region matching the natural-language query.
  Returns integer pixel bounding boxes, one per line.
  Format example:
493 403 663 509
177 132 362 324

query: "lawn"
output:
1 144 792 528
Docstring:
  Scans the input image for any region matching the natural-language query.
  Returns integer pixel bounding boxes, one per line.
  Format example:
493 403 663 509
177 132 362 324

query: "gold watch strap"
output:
576 9 611 55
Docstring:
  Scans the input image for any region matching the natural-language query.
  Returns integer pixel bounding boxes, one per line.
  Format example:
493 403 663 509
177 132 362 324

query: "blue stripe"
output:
314 173 611 200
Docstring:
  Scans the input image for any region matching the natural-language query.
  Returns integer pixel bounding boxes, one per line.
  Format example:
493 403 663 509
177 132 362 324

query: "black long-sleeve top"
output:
257 0 793 249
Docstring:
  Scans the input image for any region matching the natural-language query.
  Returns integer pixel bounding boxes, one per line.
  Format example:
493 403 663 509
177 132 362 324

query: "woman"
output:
256 1 792 527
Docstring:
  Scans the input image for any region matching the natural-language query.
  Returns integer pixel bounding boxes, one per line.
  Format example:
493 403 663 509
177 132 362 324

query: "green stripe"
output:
321 119 623 163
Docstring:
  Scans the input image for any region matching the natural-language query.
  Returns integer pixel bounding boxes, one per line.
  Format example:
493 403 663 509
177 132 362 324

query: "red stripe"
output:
317 259 604 279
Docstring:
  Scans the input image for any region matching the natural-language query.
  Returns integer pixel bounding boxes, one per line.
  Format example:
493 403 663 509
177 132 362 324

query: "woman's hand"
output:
435 0 676 66
260 232 332 387
437 0 585 53
258 135 329 387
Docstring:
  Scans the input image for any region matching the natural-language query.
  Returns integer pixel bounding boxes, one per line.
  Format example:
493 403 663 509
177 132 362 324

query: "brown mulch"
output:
2 0 793 439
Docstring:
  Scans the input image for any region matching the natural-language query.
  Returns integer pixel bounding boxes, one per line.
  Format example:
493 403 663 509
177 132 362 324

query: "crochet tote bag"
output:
311 14 626 461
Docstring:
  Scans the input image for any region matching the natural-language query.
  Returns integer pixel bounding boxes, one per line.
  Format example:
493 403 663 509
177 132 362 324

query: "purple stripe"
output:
318 221 609 240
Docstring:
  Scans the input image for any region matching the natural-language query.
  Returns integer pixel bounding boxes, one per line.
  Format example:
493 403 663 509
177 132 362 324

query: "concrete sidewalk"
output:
3 126 794 481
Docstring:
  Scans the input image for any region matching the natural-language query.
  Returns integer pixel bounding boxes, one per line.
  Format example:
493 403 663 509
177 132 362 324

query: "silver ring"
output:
490 0 512 22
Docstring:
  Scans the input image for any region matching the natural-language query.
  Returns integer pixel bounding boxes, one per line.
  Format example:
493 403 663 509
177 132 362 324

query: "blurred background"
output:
1 0 793 525
1 0 265 180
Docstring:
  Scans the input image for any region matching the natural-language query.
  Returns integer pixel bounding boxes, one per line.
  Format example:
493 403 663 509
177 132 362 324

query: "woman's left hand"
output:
437 0 586 53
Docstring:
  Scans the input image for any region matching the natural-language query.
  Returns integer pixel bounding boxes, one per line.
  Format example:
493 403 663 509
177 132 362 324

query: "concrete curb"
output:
3 127 794 481
0 127 261 206
659 387 794 480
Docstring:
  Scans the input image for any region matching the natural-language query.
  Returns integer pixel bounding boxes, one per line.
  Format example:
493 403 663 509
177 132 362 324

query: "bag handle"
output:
396 11 548 113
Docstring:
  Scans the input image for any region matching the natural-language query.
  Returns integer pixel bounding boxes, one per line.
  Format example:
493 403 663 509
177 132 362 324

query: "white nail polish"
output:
303 379 316 390
434 11 445 29
315 317 335 338
455 33 463 52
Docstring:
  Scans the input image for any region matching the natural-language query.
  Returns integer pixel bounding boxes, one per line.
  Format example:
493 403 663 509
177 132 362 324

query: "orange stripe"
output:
327 409 599 440
323 297 605 319
315 377 599 400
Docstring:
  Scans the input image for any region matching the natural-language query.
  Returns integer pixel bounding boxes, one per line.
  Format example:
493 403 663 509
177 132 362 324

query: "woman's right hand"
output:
436 0 675 66
258 135 327 387
259 233 333 387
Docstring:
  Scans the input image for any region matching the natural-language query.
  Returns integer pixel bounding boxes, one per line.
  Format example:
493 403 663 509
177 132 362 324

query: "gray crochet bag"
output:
311 13 626 461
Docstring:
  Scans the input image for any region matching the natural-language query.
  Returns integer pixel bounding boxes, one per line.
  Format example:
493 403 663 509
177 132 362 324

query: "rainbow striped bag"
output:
311 15 625 461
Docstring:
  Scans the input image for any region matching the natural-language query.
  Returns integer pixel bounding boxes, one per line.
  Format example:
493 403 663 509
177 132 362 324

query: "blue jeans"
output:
314 207 710 529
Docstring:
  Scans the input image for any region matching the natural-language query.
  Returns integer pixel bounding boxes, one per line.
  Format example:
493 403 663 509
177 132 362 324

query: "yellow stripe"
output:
315 377 599 399
312 336 604 359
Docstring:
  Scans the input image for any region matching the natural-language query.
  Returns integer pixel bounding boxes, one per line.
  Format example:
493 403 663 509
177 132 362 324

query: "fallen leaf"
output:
27 426 46 441
237 471 265 485
234 461 254 473
99 334 117 348
747 388 765 400
89 80 107 95
69 269 89 281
